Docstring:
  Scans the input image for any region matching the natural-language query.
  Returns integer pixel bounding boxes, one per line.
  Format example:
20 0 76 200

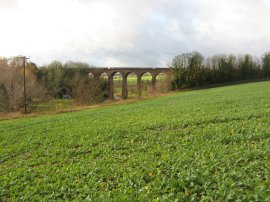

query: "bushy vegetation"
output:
37 61 108 104
0 59 108 113
1 81 270 201
171 52 270 89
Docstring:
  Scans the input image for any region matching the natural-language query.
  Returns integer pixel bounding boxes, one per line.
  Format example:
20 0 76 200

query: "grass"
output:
1 81 270 201
30 99 73 112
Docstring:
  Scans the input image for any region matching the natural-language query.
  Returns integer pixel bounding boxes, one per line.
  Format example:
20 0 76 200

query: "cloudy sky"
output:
0 0 270 67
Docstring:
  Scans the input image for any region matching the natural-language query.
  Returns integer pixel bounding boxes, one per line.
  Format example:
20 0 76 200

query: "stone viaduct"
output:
88 67 172 99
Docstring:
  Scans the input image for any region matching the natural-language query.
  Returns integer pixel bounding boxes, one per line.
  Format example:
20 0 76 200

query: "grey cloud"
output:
4 0 270 66
69 0 270 65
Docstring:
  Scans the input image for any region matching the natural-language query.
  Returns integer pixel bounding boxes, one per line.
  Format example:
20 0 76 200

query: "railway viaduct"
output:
88 67 172 99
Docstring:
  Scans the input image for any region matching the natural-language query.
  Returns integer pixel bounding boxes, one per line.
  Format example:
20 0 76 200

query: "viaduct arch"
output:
89 67 172 99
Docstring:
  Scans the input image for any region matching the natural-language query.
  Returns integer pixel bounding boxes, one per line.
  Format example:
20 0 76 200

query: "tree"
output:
0 84 9 112
171 51 204 88
188 51 204 87
171 54 189 89
262 52 270 78
0 57 45 112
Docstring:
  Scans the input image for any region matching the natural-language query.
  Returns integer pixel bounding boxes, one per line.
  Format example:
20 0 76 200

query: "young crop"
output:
1 81 270 201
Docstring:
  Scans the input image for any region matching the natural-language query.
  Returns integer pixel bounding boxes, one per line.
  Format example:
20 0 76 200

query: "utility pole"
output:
17 56 30 113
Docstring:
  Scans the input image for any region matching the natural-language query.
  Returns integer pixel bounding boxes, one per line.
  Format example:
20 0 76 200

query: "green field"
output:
1 81 270 201
30 99 74 112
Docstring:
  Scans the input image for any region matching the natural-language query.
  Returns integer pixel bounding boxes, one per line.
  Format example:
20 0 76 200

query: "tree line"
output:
1 51 270 113
0 59 107 112
171 52 270 89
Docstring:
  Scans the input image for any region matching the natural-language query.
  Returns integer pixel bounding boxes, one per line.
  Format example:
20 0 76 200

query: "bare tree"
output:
0 57 45 112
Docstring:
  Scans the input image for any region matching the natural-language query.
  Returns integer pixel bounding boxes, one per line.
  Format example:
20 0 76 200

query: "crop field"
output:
1 81 270 201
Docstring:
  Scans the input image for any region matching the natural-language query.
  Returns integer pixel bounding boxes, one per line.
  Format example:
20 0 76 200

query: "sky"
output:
0 0 270 67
